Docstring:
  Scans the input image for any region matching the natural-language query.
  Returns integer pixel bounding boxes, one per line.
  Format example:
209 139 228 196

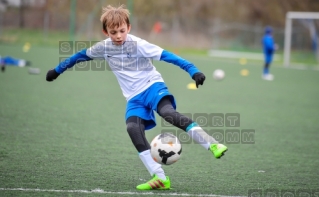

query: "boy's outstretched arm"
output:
160 50 205 88
46 49 92 82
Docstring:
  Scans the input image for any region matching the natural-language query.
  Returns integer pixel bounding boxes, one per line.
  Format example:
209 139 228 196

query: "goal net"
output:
284 12 319 67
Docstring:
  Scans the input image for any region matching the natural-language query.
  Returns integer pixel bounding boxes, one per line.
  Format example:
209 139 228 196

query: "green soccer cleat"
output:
136 175 171 190
210 144 228 159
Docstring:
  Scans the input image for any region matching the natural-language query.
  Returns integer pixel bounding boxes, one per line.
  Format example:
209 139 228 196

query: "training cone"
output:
240 69 249 76
23 42 31 53
187 83 197 90
239 58 247 65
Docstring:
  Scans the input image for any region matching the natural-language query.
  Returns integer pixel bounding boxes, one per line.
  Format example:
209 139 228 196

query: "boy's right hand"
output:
46 68 60 82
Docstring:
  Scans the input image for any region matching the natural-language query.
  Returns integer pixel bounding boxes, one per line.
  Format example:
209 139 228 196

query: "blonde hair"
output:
100 4 130 32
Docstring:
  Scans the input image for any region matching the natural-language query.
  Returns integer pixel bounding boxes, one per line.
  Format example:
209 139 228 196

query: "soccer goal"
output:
284 12 319 67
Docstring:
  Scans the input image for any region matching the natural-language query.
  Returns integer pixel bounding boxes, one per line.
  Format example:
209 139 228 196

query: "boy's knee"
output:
126 122 139 133
159 106 193 131
158 104 175 118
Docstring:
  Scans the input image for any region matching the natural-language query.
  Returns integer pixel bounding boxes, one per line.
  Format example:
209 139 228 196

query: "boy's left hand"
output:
46 68 60 82
192 72 206 88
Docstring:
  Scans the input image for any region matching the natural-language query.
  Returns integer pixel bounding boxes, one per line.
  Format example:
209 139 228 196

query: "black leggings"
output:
264 62 270 69
126 96 194 152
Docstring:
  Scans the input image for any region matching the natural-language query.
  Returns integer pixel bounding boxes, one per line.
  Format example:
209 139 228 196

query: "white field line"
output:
185 55 319 71
0 188 245 197
208 50 281 61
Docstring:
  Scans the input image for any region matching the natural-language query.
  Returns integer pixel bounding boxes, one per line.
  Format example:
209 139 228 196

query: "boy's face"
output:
104 23 131 45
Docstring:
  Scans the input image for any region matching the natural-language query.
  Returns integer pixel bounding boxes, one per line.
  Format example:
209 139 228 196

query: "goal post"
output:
284 12 319 67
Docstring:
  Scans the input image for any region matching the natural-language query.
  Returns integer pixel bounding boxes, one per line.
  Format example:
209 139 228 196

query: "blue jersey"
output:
54 34 201 101
262 35 275 55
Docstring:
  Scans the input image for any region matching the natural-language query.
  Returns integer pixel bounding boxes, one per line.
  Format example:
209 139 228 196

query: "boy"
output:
46 5 228 190
262 26 276 81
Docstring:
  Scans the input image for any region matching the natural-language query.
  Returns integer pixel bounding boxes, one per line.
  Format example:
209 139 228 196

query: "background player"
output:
0 55 31 72
262 26 277 81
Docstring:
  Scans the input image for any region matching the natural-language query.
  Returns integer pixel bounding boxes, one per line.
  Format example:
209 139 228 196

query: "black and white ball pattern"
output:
150 133 182 165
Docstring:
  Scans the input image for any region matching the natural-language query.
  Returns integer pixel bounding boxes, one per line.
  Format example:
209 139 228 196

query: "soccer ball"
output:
150 133 182 165
213 69 225 80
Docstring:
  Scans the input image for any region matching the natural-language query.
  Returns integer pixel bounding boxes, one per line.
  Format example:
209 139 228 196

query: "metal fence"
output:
0 5 318 53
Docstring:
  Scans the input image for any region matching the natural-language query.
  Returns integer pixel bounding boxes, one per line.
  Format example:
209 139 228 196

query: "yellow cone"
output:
23 42 31 53
239 58 247 65
187 83 197 90
240 69 249 76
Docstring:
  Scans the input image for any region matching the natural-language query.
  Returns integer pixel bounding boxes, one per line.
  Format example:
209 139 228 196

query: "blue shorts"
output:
264 53 273 64
125 82 176 130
